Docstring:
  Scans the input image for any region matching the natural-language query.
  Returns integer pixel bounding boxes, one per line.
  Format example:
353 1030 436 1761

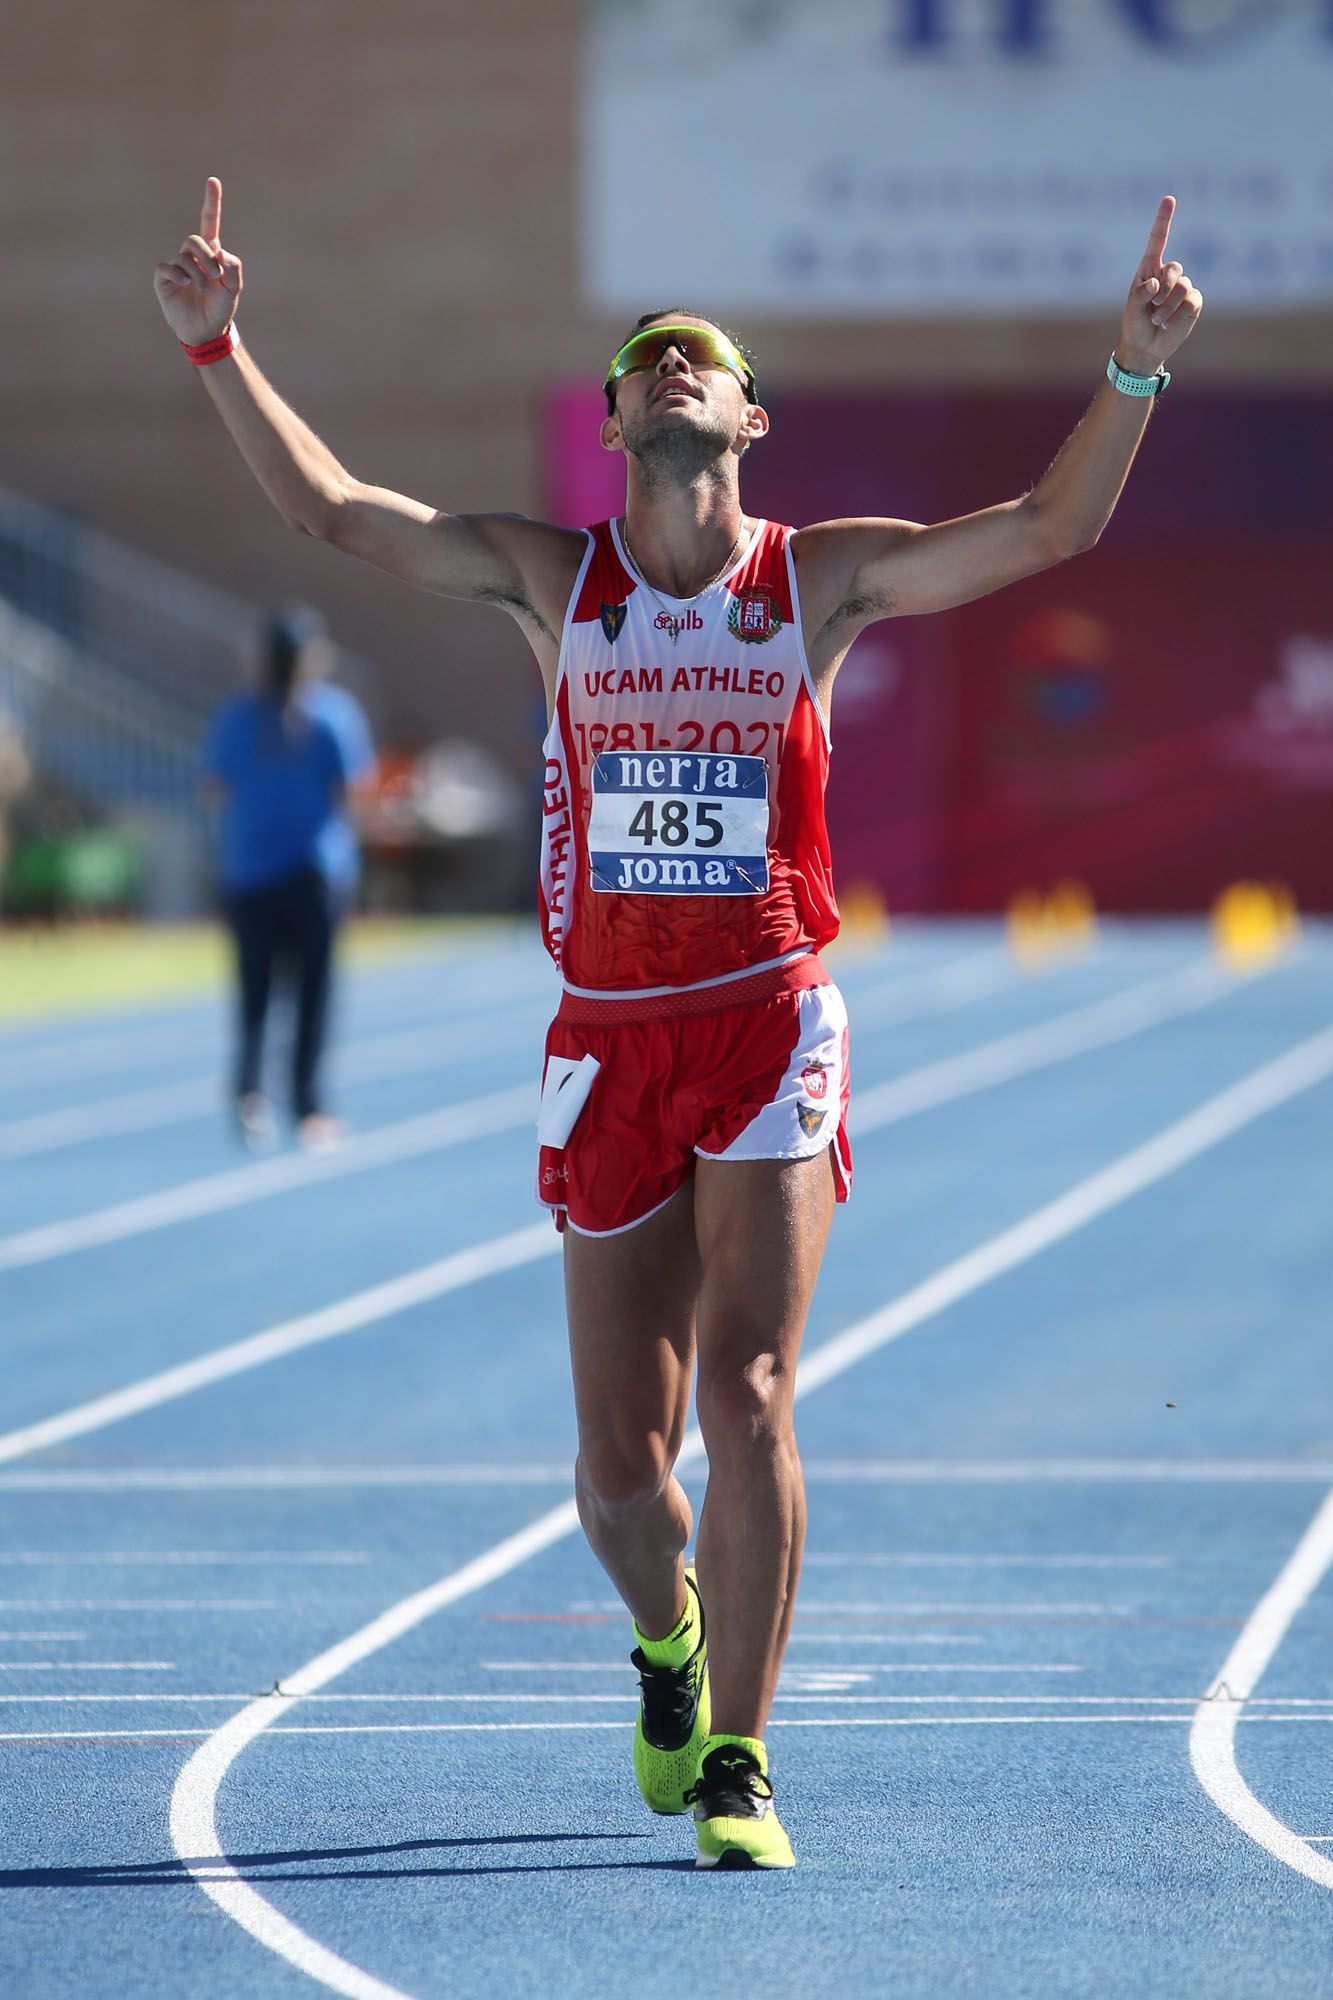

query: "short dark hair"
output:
263 602 326 700
604 308 758 413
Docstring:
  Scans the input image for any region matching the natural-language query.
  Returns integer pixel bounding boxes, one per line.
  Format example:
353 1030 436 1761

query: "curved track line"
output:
1190 1487 1333 1889
171 1020 1333 1996
170 1503 581 2000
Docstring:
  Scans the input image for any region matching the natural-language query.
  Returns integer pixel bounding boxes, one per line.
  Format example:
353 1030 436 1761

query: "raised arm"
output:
795 197 1203 666
153 179 581 675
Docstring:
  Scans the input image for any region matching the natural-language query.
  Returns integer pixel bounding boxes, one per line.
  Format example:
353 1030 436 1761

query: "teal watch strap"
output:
1107 350 1170 398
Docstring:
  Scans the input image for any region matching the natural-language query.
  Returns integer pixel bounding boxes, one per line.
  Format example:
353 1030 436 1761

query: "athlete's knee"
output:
695 1351 796 1452
575 1432 680 1517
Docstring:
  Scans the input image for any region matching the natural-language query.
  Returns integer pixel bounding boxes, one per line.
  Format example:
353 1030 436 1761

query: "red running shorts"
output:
536 976 851 1237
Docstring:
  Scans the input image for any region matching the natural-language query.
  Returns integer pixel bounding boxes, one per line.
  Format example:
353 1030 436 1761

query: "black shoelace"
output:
630 1645 702 1747
684 1746 773 1818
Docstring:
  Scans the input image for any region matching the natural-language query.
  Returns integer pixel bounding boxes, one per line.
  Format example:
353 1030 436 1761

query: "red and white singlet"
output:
539 518 839 1000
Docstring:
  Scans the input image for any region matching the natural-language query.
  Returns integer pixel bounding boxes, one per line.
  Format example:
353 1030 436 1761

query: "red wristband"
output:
181 323 239 366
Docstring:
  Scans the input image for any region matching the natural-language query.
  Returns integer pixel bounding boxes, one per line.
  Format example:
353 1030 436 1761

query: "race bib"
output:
587 751 770 896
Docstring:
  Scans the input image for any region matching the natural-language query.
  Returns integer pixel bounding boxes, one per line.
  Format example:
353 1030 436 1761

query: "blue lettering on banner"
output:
886 0 1325 54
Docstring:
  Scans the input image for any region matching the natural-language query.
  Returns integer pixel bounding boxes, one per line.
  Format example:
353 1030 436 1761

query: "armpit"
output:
820 583 897 641
475 583 559 648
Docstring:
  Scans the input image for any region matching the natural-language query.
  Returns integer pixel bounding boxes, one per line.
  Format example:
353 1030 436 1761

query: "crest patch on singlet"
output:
728 583 783 645
599 601 628 644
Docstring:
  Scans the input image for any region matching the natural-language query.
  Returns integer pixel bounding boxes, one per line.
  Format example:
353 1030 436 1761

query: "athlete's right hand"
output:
153 177 242 344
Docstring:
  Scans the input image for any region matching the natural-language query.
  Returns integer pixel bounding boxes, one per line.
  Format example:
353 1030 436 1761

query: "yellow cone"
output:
1006 888 1054 969
1049 878 1098 954
838 879 891 946
1211 881 1297 970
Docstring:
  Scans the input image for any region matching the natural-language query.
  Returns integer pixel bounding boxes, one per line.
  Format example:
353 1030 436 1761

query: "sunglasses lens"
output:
606 326 749 389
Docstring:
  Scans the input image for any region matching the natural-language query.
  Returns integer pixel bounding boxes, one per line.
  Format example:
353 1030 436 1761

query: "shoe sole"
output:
695 1848 796 1871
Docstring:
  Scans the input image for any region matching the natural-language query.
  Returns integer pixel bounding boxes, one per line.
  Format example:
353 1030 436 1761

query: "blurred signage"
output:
583 0 1333 313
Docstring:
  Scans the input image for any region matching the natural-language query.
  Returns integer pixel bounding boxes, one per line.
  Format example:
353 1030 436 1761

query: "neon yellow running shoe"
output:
630 1568 710 1816
687 1739 795 1870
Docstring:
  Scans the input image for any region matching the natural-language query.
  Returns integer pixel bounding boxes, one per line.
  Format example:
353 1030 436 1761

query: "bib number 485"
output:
626 798 724 849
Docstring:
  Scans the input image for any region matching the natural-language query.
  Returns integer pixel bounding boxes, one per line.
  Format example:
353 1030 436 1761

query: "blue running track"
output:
1 919 1331 1999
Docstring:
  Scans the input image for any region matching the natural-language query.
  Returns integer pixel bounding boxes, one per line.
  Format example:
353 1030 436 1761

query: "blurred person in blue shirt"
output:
203 605 374 1150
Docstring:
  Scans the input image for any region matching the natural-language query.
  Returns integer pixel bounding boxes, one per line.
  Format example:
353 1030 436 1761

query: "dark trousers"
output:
227 867 341 1120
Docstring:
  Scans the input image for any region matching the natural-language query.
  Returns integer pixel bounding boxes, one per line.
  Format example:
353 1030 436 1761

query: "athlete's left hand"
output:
1115 196 1203 375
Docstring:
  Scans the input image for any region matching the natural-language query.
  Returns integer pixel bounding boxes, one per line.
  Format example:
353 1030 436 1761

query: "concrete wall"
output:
3 0 1329 768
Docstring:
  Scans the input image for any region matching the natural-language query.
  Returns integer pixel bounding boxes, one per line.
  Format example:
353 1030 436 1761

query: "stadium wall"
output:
2 1 1331 906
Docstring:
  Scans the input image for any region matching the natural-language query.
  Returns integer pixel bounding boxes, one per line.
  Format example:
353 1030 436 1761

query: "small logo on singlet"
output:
728 584 782 645
655 608 704 639
801 1058 831 1102
797 1103 828 1139
600 602 627 644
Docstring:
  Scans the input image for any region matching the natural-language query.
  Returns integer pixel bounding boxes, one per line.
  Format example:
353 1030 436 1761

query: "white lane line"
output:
795 1021 1333 1406
0 1632 86 1641
804 1554 1170 1567
0 999 551 1162
32 1685 1333 1704
0 1552 370 1565
83 1687 1333 1714
1190 1486 1333 1890
0 938 984 1158
0 942 974 1158
799 1462 1333 1483
2 968 1242 1458
848 955 1249 1135
0 1223 556 1468
0 1022 221 1092
10 1459 1331 1490
0 1465 575 1490
0 1661 174 1671
0 1600 280 1611
0 1085 538 1272
787 1634 984 1646
580 1595 1134 1615
168 1017 1333 2000
0 942 553 1091
479 1661 1082 1676
843 946 1028 1026
0 948 1223 1270
172 1502 581 2000
792 1601 1133 1614
39 1716 1333 1744
0 1075 219 1159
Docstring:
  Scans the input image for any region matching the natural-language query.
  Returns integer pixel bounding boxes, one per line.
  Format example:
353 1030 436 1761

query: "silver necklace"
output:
621 519 746 642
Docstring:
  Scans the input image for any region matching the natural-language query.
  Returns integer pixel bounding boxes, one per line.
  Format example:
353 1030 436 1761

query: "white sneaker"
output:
235 1094 275 1150
296 1113 346 1154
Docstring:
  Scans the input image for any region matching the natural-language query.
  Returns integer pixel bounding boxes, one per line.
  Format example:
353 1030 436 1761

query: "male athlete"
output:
155 180 1201 1869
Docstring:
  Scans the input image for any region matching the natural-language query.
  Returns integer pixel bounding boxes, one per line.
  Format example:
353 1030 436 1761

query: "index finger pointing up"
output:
200 176 222 249
1139 194 1176 276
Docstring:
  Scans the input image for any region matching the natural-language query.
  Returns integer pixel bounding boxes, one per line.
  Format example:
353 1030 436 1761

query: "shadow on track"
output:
0 1831 696 1887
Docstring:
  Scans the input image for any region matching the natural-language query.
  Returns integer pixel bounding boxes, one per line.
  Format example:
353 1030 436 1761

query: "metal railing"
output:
0 597 204 822
0 485 264 725
0 482 375 729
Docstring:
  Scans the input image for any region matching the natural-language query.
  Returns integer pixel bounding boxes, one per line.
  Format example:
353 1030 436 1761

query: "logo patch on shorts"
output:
801 1057 831 1101
797 1103 828 1139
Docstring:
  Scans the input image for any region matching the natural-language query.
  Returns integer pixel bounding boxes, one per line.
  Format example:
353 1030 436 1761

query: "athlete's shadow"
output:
0 1832 694 1887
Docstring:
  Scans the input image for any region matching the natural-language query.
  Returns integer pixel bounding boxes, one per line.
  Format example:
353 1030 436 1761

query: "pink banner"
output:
546 385 1333 911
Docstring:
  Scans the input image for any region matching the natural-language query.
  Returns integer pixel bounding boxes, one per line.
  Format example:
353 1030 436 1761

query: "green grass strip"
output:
0 917 518 1025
